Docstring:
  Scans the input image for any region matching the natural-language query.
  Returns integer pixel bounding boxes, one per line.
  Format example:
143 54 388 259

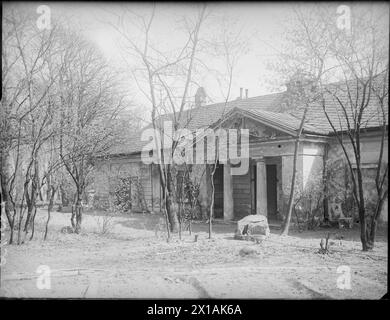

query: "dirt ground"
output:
0 209 387 299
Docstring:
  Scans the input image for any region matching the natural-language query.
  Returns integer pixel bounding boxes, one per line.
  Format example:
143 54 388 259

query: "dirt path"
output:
2 264 386 299
1 210 387 299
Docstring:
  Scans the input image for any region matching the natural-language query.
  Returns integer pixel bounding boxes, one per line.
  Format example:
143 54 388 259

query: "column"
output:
256 157 267 216
223 161 234 220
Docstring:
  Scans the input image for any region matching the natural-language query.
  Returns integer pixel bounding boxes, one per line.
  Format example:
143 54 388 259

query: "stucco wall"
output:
327 132 388 222
190 164 211 219
93 155 158 212
93 128 387 224
266 141 325 219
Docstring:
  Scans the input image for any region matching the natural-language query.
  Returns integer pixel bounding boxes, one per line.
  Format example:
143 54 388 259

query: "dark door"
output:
213 163 224 219
250 163 257 214
266 164 277 219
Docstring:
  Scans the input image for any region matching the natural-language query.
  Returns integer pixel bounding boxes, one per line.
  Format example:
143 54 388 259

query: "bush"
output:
114 176 133 212
94 214 115 235
292 196 323 231
92 194 111 211
113 176 148 213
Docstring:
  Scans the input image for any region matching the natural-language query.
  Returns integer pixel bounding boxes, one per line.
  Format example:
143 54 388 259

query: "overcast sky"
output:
11 2 386 121
33 3 298 104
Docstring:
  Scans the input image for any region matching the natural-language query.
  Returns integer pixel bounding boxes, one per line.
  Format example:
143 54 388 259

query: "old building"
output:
94 83 388 224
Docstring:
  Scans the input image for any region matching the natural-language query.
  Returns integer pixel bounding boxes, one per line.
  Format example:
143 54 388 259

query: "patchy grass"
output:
0 209 387 299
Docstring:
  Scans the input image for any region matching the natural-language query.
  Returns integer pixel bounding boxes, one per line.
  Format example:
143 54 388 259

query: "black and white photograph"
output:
0 1 388 303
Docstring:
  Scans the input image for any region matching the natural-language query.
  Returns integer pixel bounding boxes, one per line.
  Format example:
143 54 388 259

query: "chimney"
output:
245 89 248 99
240 87 243 99
285 71 316 96
195 87 206 107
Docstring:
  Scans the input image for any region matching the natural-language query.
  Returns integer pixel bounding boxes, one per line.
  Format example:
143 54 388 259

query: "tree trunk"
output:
0 151 13 228
280 139 300 236
70 188 83 234
322 144 329 221
166 195 179 232
0 183 12 229
209 164 216 239
70 204 76 230
17 204 26 245
356 166 370 251
23 191 37 235
367 194 386 248
178 203 182 241
368 218 377 249
9 207 17 244
60 185 69 207
44 186 56 240
75 197 82 234
23 206 33 232
156 164 171 240
29 207 37 241
165 167 179 233
359 206 369 251
281 109 307 236
44 203 52 241
0 186 12 230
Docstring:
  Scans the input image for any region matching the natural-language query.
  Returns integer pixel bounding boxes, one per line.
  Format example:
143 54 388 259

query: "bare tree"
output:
280 105 307 236
271 5 332 235
274 4 389 247
53 29 125 233
40 135 66 240
1 6 59 244
111 4 248 240
208 17 249 238
111 4 209 237
320 5 388 250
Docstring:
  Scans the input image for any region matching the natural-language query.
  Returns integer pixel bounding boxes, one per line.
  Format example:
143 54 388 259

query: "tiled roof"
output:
108 134 148 156
234 108 323 134
153 92 287 131
110 81 388 155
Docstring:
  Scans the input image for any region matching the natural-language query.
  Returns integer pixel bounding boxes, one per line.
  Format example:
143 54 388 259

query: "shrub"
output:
94 214 115 235
92 194 111 211
113 176 148 213
114 176 133 212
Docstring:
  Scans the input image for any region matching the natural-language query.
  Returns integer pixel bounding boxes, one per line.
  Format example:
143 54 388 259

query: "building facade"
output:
93 87 388 224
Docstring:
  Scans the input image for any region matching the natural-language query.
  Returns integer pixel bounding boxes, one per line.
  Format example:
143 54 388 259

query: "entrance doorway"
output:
250 163 257 214
212 162 224 219
266 164 278 220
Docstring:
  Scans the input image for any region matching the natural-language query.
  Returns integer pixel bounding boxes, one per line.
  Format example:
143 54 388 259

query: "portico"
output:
220 156 269 221
254 157 267 216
